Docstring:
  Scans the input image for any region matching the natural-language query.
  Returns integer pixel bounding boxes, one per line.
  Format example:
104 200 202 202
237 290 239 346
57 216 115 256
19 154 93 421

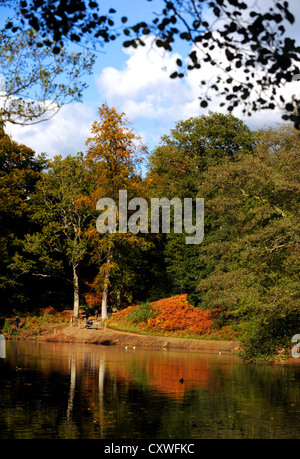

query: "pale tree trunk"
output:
101 244 113 321
101 271 109 321
73 263 80 318
116 289 121 309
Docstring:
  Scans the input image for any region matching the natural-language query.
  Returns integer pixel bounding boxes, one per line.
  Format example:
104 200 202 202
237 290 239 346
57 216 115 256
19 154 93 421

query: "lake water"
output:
0 339 300 439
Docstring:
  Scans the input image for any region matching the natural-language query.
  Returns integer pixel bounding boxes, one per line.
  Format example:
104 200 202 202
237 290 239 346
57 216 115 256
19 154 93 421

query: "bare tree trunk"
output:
116 289 121 309
101 244 113 321
73 263 80 318
101 271 109 321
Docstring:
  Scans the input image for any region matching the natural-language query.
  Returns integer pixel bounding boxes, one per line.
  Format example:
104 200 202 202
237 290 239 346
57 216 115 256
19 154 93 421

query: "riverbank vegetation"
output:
1 307 69 338
0 108 299 360
108 294 239 342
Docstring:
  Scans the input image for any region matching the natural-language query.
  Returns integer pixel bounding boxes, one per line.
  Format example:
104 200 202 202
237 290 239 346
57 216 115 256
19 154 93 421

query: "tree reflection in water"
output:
1 341 300 439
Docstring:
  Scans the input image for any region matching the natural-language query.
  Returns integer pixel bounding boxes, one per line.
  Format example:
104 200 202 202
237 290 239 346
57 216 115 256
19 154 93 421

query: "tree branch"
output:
237 187 285 217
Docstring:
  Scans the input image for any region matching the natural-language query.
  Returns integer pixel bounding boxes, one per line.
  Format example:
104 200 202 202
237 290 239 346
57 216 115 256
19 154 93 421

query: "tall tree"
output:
85 104 149 320
15 153 93 317
147 111 257 297
148 111 256 197
0 125 47 311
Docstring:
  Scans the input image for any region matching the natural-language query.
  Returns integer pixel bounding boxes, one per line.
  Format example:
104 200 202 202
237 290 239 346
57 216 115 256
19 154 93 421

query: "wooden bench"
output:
84 320 100 330
70 317 101 330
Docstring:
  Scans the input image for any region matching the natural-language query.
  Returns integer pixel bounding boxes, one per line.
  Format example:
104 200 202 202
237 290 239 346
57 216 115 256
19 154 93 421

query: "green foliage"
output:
147 114 300 359
0 28 95 125
239 309 300 361
1 318 14 335
127 302 157 325
0 126 47 311
148 112 258 300
20 153 94 316
148 112 256 198
191 124 300 323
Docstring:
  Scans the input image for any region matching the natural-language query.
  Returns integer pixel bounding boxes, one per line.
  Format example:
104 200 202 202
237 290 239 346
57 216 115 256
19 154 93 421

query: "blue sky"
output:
3 0 300 163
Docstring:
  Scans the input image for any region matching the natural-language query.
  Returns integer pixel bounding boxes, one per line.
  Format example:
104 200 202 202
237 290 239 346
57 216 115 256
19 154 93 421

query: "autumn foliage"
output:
148 294 215 335
109 294 217 336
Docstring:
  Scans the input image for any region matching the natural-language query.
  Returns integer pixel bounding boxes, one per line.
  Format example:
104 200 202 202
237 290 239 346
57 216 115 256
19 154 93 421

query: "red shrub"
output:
148 294 215 335
110 294 216 336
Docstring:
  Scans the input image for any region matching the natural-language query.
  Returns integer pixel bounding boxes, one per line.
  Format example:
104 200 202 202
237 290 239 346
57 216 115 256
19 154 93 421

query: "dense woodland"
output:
0 105 299 358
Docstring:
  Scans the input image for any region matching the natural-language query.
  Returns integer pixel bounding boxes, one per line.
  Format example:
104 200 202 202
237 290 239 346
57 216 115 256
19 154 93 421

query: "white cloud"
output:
96 31 300 147
5 102 96 158
97 42 181 100
95 38 196 142
5 1 300 158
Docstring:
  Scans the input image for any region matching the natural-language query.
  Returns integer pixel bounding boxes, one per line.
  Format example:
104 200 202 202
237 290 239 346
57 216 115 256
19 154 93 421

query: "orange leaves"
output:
110 294 216 336
85 104 147 199
73 193 92 210
148 294 214 335
84 291 102 308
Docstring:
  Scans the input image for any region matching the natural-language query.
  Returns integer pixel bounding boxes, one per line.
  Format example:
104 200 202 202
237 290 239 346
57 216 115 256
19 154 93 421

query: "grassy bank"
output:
1 295 296 362
107 294 239 342
1 307 70 338
1 295 238 342
1 295 238 345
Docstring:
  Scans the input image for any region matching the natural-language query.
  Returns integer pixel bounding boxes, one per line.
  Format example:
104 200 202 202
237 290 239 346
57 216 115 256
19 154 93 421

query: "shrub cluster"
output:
109 294 217 337
1 308 69 336
148 294 215 335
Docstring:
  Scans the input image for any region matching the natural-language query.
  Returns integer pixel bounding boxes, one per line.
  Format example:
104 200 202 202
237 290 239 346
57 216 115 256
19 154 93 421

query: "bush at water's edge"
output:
108 294 239 341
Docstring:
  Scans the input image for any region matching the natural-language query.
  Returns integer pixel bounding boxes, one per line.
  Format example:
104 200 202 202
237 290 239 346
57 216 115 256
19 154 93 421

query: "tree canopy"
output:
147 113 300 358
0 125 47 307
0 26 95 125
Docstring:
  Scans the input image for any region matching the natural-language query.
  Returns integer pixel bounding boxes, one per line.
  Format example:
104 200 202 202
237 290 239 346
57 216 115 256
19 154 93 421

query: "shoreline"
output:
4 326 299 363
5 325 241 353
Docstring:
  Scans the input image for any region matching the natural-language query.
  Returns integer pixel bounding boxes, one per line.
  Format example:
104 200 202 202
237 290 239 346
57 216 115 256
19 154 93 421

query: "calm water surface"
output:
0 340 300 439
